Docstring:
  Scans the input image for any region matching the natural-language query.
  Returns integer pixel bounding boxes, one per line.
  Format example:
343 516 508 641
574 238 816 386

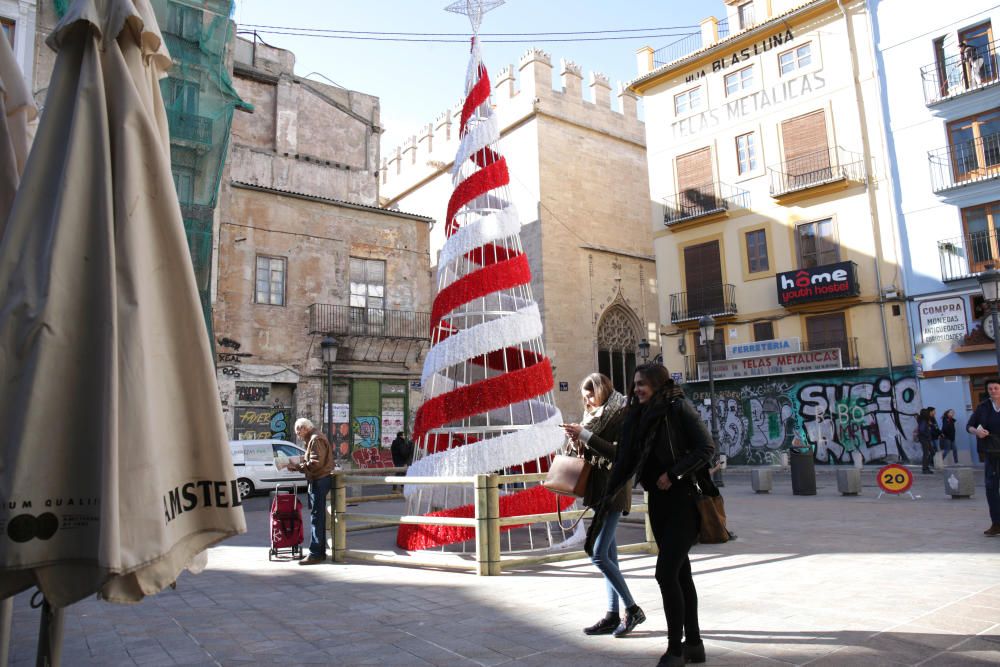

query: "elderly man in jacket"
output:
291 418 335 564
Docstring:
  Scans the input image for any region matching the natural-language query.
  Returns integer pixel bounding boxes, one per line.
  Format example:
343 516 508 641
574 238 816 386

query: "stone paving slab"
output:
4 467 999 666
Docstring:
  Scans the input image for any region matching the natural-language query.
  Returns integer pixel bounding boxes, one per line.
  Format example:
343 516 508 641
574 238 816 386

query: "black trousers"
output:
920 437 934 471
648 485 701 649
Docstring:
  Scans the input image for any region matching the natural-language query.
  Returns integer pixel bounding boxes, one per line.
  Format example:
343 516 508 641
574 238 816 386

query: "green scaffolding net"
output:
57 0 251 338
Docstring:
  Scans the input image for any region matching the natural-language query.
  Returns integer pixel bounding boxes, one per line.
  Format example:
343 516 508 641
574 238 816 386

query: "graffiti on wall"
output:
234 406 290 441
686 372 920 465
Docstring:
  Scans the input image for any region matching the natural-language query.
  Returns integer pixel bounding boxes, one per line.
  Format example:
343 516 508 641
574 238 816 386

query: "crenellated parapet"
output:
381 48 645 202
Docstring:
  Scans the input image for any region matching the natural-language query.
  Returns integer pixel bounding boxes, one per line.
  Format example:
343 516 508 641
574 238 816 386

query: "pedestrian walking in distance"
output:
917 407 936 474
290 418 335 564
604 364 715 666
966 379 1000 537
390 431 412 492
562 373 644 638
940 409 958 464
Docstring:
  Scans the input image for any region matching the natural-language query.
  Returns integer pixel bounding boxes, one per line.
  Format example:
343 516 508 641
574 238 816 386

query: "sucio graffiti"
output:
685 371 920 465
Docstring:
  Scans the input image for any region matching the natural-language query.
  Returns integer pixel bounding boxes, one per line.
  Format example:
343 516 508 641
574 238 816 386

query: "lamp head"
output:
638 338 650 361
978 267 1000 304
698 314 716 343
320 336 339 364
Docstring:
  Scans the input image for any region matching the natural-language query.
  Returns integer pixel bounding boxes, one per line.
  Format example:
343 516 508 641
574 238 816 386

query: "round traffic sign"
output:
877 464 913 494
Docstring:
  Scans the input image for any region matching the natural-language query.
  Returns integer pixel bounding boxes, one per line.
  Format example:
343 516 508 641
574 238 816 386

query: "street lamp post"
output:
320 337 338 443
699 314 724 487
638 338 650 364
978 268 1000 374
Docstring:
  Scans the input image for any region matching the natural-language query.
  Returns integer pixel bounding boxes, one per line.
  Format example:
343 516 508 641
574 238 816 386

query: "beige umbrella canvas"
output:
0 29 36 226
0 0 246 607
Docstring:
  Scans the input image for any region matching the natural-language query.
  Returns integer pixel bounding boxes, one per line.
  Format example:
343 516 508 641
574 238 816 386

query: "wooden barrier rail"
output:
327 469 656 575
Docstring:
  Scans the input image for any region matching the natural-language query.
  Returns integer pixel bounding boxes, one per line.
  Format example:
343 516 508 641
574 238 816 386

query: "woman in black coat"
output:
603 363 715 667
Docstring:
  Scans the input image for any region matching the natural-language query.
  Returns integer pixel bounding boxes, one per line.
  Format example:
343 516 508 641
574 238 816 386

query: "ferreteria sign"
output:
776 261 859 307
726 337 801 359
918 297 967 344
697 348 843 381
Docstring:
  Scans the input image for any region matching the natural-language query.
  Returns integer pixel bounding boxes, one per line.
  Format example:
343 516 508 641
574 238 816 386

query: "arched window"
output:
597 306 640 395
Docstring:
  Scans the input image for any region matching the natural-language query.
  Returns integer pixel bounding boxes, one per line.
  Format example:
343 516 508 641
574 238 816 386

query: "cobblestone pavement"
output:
5 466 999 666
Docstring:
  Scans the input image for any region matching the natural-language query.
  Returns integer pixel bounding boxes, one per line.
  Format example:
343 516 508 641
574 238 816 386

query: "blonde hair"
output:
580 373 614 408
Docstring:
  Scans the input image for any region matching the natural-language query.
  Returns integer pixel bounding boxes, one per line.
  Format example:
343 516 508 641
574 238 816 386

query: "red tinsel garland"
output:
430 252 530 332
445 158 509 236
460 63 490 135
396 485 575 550
413 357 553 439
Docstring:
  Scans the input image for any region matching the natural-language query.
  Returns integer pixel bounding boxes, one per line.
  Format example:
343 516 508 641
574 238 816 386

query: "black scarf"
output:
620 384 684 454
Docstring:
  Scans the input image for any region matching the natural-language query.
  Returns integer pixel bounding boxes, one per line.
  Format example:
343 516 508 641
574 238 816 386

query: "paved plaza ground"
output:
5 466 999 666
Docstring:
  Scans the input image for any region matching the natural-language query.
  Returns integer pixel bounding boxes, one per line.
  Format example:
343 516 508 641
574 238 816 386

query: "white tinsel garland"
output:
405 411 565 499
451 113 500 177
421 303 542 386
437 205 520 273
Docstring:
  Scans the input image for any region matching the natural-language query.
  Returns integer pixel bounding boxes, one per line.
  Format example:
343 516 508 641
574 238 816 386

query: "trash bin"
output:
789 448 816 495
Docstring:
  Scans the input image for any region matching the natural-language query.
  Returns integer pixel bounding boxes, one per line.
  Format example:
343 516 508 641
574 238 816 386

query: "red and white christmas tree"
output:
397 0 575 551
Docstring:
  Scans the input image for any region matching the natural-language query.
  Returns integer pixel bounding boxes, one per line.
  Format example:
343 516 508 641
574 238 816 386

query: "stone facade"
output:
214 38 431 461
381 49 658 420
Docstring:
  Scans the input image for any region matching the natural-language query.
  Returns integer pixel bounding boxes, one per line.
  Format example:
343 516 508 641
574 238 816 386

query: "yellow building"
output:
632 0 918 466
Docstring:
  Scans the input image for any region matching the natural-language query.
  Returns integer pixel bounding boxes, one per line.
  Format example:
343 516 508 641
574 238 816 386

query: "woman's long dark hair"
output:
626 363 674 409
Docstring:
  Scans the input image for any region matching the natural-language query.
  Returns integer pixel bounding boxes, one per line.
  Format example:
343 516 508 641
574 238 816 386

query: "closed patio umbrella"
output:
0 29 36 226
0 0 246 610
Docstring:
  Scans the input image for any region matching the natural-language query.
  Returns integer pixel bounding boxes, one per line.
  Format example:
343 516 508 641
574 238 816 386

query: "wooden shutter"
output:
684 241 723 316
676 147 714 213
806 313 848 360
781 110 830 180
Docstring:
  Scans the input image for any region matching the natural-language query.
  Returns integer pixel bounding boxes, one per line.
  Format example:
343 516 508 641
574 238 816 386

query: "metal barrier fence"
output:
326 469 655 575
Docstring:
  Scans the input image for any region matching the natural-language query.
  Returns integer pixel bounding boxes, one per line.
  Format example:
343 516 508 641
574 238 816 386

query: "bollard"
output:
945 468 975 498
837 468 861 495
751 468 772 493
331 471 347 562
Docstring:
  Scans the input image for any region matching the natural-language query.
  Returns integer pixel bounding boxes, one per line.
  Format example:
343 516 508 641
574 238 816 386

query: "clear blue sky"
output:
233 1 725 152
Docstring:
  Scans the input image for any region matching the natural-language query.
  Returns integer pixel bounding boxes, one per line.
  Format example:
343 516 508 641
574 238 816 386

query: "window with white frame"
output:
724 65 754 97
779 43 812 76
350 257 385 309
737 1 755 30
255 255 286 306
736 132 758 174
1 18 14 46
673 86 702 115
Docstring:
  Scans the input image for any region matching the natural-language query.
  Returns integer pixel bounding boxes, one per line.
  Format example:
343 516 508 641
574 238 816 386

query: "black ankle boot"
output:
613 604 646 637
684 640 706 663
583 612 619 635
656 649 685 667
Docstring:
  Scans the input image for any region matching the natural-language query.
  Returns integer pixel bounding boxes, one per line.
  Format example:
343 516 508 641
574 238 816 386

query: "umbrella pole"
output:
35 600 63 667
0 596 12 667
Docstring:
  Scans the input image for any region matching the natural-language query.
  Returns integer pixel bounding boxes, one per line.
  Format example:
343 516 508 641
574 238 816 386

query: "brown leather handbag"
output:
542 454 591 497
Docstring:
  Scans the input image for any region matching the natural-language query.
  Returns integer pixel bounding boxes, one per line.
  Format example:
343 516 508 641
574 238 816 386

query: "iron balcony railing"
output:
937 230 1000 281
652 18 730 69
663 181 749 226
308 304 430 340
768 147 866 197
920 39 999 105
669 283 737 323
928 133 1000 193
166 109 213 146
681 336 858 381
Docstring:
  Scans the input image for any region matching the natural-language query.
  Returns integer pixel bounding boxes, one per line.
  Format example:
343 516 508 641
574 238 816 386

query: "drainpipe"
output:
838 0 905 459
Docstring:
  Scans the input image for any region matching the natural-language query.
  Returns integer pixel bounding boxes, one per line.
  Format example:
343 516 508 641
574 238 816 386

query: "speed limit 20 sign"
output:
877 464 913 494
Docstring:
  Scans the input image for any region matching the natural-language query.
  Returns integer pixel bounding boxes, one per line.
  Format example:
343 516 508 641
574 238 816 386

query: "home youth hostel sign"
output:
697 348 843 381
776 261 860 306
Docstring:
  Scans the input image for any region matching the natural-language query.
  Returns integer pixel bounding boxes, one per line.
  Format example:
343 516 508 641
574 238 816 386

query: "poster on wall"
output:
381 397 405 447
323 403 351 459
